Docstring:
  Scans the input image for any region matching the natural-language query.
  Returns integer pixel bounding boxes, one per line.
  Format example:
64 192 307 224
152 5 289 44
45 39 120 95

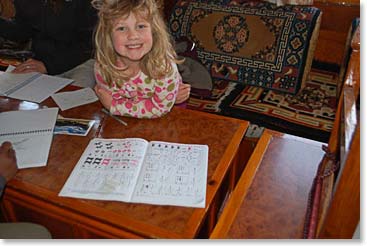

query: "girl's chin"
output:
121 55 146 63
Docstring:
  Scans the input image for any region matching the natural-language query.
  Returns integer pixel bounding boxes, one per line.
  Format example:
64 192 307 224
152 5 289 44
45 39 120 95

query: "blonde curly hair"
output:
92 0 180 86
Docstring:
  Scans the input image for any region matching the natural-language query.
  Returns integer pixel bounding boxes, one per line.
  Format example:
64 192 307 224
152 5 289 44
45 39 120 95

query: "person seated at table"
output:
0 0 97 76
0 142 52 239
92 0 186 118
0 0 191 104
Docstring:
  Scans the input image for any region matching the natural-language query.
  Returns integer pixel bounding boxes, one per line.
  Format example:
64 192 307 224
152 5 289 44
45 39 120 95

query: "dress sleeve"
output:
110 64 182 118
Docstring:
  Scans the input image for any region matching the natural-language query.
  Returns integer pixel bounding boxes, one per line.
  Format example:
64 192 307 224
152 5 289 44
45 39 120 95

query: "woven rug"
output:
168 0 321 94
187 68 338 142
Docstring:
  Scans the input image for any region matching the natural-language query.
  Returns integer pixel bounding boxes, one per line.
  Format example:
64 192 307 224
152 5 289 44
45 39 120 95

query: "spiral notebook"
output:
0 107 59 169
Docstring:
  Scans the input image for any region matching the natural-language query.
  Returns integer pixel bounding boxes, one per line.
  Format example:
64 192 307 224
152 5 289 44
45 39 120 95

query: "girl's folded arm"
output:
110 70 182 118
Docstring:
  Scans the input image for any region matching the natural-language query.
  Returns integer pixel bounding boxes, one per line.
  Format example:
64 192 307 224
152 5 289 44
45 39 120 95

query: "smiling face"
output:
111 12 153 67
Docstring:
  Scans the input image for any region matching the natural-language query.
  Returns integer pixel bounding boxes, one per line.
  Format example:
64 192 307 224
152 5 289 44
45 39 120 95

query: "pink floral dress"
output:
94 62 182 118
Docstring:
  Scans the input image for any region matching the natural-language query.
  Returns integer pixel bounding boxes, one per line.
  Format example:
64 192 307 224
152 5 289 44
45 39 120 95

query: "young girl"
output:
92 0 183 118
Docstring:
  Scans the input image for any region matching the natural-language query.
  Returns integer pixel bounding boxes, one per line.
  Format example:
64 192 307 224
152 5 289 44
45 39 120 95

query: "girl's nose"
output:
127 29 139 40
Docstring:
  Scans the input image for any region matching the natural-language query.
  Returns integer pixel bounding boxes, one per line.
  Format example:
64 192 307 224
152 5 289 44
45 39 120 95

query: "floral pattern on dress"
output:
94 62 182 118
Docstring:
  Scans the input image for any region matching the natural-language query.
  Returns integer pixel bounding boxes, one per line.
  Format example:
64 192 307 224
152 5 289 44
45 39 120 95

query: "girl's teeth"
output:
127 44 141 48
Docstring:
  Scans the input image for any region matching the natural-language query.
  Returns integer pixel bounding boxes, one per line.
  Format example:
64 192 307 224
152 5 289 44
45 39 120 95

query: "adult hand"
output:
94 85 112 110
175 83 191 104
0 142 18 182
12 58 48 74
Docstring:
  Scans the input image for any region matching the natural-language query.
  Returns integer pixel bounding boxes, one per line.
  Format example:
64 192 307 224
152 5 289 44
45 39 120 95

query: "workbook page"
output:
8 74 73 103
59 138 149 202
131 141 209 208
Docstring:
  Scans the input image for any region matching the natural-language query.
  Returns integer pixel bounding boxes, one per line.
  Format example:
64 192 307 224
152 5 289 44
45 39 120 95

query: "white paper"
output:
131 141 208 208
0 72 39 95
59 138 149 202
52 87 99 111
0 72 73 103
0 108 59 169
5 65 16 72
59 138 208 208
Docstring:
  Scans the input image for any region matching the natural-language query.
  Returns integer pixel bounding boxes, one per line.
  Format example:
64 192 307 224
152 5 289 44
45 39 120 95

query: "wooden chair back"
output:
305 24 360 239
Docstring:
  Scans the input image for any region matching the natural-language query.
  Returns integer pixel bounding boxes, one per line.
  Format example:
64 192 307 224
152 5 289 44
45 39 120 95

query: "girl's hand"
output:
94 85 113 110
175 83 191 104
12 58 47 74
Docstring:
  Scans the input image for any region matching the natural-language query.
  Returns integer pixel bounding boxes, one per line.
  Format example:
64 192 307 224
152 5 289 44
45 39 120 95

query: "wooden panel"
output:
2 191 79 239
2 189 143 238
319 125 360 238
316 24 360 239
211 130 325 238
313 1 359 65
327 25 359 155
210 132 271 238
315 0 360 6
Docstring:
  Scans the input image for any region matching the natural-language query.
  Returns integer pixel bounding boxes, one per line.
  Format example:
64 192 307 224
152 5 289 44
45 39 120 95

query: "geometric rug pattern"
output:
168 0 321 94
187 68 339 142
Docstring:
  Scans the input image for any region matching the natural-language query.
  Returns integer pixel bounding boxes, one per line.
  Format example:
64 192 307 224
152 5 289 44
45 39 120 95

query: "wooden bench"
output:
210 23 360 240
210 130 325 238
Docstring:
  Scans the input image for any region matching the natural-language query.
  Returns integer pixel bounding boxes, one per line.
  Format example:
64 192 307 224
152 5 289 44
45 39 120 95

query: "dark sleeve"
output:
0 0 33 42
44 0 97 75
75 0 98 57
0 175 6 198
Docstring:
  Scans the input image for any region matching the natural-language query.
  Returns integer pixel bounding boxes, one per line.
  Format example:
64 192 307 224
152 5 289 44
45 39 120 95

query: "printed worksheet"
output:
59 138 148 201
59 138 209 208
131 141 208 207
51 87 99 111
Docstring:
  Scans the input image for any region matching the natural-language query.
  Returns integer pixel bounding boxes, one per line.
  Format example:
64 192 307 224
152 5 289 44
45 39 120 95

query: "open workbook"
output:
59 138 209 208
0 71 73 103
0 107 58 169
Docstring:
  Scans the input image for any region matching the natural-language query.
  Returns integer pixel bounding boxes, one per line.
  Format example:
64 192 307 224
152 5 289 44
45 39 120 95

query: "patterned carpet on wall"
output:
187 66 339 142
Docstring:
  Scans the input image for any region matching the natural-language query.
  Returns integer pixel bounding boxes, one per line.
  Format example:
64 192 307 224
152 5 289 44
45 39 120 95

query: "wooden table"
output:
210 129 325 238
0 90 249 238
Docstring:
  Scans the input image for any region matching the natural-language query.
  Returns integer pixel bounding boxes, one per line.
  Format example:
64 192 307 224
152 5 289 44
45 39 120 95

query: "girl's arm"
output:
94 63 182 119
175 83 191 104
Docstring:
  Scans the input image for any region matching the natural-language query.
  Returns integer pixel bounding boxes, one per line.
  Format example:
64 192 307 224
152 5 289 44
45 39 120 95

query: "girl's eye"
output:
116 26 126 32
137 24 147 29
